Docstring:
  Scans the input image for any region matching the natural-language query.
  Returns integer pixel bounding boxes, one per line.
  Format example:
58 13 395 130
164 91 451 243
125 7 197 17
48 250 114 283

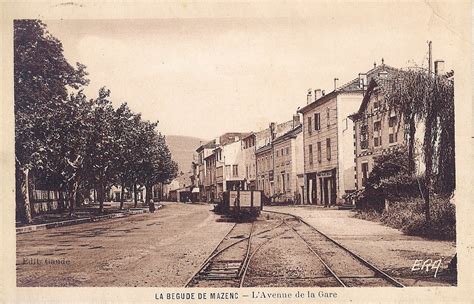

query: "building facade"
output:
272 124 304 203
350 77 406 189
299 63 395 205
255 144 273 198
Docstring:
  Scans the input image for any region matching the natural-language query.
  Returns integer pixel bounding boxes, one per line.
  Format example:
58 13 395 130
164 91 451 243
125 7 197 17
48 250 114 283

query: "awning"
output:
192 187 199 193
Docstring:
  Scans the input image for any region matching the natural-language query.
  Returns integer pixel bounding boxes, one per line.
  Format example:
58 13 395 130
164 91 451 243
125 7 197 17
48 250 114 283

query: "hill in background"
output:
165 135 208 173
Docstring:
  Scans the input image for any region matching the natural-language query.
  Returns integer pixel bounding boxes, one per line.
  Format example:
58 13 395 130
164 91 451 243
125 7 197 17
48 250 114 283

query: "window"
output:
309 144 313 165
308 116 312 135
327 108 330 128
276 150 279 157
389 116 397 128
362 162 369 186
281 173 286 192
317 141 322 163
360 124 368 150
374 121 382 147
286 147 289 155
314 113 321 131
374 121 381 132
232 165 238 177
389 133 397 144
373 101 379 110
326 138 331 160
287 173 290 190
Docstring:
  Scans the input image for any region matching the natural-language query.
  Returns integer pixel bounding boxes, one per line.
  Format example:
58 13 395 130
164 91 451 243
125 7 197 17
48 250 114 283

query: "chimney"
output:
334 78 339 90
269 122 276 141
314 89 322 100
292 114 301 129
434 60 445 75
215 136 220 145
306 89 313 104
322 90 326 96
358 73 367 88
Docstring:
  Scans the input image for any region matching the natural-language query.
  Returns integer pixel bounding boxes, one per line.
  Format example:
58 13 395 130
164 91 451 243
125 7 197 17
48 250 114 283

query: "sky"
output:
43 1 461 140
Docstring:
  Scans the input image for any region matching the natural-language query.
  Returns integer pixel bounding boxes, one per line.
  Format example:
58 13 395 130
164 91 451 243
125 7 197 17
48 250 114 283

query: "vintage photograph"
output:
12 2 460 291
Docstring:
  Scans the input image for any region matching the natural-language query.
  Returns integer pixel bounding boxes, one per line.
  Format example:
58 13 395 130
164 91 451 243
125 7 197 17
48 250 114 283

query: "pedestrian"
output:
148 199 156 213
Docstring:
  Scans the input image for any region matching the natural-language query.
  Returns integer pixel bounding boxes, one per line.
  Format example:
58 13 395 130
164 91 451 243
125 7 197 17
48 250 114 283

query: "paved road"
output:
16 202 233 287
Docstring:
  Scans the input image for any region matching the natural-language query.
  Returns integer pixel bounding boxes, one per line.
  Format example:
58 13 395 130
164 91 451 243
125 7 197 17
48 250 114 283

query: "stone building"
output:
298 62 396 205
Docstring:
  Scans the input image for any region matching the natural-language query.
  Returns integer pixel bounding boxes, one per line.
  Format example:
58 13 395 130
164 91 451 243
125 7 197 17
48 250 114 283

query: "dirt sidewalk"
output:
265 205 456 286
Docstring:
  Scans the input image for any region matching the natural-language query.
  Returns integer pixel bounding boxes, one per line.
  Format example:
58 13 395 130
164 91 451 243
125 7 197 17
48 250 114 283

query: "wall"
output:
337 92 363 196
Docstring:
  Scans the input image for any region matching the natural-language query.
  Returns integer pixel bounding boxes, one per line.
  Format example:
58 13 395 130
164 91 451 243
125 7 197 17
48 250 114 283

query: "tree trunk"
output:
146 183 152 203
423 104 435 223
119 180 125 210
133 183 138 207
160 182 164 201
16 167 33 224
68 179 79 216
58 189 64 212
407 115 416 173
98 179 105 214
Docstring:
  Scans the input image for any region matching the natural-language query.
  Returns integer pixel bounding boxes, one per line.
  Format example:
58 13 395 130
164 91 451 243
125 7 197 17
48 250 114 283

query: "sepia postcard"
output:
1 0 473 303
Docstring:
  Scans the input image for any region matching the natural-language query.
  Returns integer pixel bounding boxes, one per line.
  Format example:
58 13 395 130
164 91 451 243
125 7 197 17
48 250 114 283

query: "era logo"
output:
412 259 442 278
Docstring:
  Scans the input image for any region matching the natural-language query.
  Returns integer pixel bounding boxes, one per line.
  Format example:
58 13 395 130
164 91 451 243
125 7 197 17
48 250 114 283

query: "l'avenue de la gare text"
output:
155 290 338 301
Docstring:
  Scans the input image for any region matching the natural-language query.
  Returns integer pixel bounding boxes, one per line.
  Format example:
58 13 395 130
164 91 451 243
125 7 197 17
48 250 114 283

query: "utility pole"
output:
428 41 432 74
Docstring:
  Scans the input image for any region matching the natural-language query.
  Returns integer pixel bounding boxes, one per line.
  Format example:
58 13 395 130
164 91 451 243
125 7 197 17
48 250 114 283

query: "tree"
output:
135 121 178 204
14 19 88 223
113 103 140 209
381 68 455 222
84 87 118 214
42 91 92 215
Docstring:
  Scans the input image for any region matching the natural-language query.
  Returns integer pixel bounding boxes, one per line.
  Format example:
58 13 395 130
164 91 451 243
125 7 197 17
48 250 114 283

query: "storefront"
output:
318 168 337 206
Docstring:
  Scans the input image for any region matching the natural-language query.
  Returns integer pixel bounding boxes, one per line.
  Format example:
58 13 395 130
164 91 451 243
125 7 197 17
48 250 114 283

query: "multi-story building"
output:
272 124 304 203
204 152 217 202
195 140 218 201
349 75 406 189
298 62 396 205
200 132 249 201
241 118 298 191
255 143 273 198
255 117 303 202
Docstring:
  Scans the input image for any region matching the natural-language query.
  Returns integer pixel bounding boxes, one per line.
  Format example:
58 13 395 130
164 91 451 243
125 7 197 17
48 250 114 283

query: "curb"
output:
16 205 162 234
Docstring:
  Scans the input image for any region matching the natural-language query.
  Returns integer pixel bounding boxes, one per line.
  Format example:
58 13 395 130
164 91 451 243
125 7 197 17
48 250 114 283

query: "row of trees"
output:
14 20 178 224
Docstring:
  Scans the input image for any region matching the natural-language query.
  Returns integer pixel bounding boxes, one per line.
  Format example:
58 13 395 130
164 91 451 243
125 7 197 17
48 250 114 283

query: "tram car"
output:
215 190 263 218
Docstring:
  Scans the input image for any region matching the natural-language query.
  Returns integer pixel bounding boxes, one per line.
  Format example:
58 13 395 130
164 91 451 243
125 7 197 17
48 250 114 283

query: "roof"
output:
196 139 217 152
255 143 272 155
272 124 302 145
348 72 398 121
298 64 397 114
241 132 256 140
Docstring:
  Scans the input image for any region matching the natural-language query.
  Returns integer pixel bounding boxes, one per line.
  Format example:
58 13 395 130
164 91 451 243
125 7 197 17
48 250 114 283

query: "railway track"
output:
185 214 289 287
186 210 404 288
262 210 405 288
